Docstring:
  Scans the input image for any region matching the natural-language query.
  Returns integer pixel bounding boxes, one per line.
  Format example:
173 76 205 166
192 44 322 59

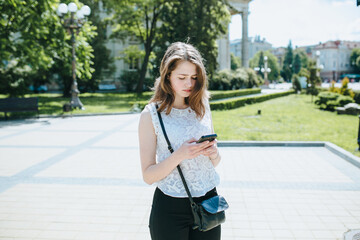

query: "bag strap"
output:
155 104 196 205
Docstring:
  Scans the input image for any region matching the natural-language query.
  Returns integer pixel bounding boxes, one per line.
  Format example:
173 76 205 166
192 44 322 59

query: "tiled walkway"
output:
0 114 360 240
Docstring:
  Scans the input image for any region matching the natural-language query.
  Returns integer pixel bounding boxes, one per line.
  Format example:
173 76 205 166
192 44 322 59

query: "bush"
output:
210 88 261 100
209 69 233 90
353 92 360 104
337 95 354 106
210 90 294 110
246 68 262 88
210 68 261 90
315 91 354 111
231 68 249 89
292 74 301 93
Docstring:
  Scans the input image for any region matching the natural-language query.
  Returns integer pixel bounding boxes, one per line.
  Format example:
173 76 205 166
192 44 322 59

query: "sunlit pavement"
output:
0 114 360 240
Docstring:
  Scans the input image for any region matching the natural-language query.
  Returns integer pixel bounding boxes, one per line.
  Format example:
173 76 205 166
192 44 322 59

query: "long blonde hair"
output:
150 42 209 119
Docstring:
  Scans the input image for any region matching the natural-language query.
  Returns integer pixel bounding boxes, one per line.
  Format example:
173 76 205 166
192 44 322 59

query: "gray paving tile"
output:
0 114 360 240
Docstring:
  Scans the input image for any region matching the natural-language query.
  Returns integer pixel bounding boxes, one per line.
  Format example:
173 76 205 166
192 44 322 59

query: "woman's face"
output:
169 61 197 100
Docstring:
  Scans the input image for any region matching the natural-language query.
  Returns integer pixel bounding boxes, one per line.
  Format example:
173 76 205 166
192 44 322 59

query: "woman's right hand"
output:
175 137 214 161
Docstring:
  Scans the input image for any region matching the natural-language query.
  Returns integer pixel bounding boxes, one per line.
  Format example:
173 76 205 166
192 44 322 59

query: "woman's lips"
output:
184 89 191 93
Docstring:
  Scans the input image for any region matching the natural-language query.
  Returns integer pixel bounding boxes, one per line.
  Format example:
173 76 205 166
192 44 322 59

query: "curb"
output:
218 140 360 169
38 111 137 119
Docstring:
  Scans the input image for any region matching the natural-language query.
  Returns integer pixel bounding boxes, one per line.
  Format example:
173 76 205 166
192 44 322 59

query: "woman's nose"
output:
185 77 192 87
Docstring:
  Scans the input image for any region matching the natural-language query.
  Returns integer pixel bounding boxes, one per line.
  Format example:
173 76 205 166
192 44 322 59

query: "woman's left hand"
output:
201 139 218 159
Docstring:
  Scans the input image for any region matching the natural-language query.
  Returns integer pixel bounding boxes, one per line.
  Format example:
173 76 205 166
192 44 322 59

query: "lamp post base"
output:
70 90 85 110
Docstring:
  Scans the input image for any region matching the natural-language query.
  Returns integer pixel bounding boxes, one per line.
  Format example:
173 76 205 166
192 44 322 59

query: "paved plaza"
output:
0 114 360 240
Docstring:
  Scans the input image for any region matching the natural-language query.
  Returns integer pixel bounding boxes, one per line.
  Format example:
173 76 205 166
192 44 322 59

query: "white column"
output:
241 10 249 68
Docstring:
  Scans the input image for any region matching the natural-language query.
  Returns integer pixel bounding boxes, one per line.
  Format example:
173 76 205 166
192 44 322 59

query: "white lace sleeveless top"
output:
145 101 220 198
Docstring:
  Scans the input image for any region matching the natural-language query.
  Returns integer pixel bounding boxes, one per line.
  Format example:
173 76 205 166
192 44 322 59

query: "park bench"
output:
0 97 39 120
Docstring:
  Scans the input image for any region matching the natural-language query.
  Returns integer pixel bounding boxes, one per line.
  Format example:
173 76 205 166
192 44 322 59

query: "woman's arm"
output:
207 104 221 167
138 108 213 185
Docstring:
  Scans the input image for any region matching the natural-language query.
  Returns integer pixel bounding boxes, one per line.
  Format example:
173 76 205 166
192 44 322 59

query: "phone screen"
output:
196 134 217 143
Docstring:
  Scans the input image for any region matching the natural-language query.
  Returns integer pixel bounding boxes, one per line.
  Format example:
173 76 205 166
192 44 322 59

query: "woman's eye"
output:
179 77 185 80
192 77 197 80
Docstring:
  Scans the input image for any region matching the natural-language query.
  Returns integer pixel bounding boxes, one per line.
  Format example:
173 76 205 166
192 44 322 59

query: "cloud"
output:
331 0 353 6
348 18 360 36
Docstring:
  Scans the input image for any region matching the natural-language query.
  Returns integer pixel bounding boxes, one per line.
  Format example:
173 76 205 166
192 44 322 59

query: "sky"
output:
229 0 360 48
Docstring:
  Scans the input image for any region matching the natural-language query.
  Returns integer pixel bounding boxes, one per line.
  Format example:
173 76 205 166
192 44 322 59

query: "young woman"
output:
138 42 222 240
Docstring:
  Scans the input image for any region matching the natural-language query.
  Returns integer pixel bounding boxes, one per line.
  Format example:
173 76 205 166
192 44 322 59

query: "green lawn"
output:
1 92 359 157
0 92 153 118
212 93 360 157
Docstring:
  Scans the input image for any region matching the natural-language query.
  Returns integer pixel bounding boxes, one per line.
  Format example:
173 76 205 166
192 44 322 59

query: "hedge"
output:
130 89 294 111
210 90 295 110
210 88 261 100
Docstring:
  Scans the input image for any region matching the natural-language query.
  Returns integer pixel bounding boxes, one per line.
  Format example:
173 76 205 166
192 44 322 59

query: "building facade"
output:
230 35 272 62
313 40 360 81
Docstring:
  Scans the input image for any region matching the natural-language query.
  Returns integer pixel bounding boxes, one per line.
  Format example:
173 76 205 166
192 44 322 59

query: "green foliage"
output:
340 77 355 98
315 91 354 111
210 69 233 90
210 90 294 110
0 60 32 97
257 51 265 78
329 78 355 100
298 68 310 78
210 88 261 100
209 68 261 90
154 0 231 79
230 53 241 70
119 70 140 92
353 91 360 104
294 48 310 69
350 48 360 73
280 41 293 81
249 50 280 81
133 89 293 111
292 74 301 93
246 68 262 88
0 0 96 97
106 0 166 93
81 0 115 89
293 54 301 74
306 61 321 101
119 70 153 92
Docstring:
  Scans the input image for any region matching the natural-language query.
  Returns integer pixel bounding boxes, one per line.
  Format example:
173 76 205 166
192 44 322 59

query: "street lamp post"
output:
315 50 324 79
254 56 271 88
262 56 271 87
57 2 91 110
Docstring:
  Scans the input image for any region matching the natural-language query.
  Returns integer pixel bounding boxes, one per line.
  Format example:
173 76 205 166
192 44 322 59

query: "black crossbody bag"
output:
156 105 229 232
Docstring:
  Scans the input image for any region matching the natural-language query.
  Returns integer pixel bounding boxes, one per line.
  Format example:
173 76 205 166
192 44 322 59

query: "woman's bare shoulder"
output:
139 106 154 129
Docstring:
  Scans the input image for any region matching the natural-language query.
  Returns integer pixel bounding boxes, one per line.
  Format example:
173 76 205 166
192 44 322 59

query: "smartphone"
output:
196 134 217 143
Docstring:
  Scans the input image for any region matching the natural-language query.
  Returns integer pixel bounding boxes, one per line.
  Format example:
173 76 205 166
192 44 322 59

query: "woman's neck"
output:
172 97 188 109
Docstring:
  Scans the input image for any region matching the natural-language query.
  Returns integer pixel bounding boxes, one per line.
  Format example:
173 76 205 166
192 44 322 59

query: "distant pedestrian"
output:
138 42 223 240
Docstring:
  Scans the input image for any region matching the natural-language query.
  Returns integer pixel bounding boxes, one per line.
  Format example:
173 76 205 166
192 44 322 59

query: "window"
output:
129 57 139 71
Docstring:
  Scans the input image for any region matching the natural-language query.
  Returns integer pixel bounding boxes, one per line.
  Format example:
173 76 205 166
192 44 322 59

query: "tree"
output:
230 53 241 70
257 51 265 78
81 0 115 92
281 40 293 82
350 48 360 73
293 53 301 74
294 48 310 69
0 0 97 97
154 0 231 79
306 61 321 102
249 50 280 82
106 0 166 94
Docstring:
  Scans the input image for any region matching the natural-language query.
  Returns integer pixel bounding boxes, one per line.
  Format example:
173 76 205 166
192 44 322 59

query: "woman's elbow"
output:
142 172 155 185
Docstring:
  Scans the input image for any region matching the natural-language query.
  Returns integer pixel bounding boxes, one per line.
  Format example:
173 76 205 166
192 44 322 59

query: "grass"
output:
1 91 359 157
212 93 360 157
0 92 153 118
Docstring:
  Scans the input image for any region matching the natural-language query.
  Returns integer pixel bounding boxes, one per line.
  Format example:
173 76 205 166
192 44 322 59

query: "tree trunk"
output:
136 47 152 94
